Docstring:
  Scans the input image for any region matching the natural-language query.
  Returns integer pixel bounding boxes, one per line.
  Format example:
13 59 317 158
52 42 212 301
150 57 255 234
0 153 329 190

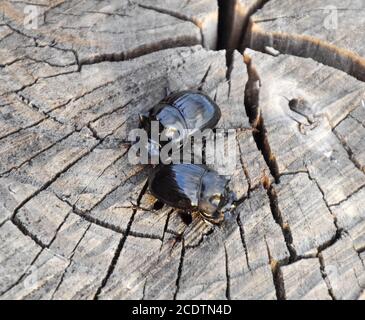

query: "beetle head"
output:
198 171 233 225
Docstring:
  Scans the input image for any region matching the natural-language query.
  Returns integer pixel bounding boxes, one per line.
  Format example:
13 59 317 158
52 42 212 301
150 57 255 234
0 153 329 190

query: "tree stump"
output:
0 0 364 300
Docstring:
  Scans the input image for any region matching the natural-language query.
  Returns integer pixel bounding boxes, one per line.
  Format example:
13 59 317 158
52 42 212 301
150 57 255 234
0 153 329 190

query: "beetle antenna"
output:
113 201 157 213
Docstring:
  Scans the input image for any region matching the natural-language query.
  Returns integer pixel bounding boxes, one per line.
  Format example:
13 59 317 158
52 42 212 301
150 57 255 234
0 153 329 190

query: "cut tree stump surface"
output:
0 0 364 300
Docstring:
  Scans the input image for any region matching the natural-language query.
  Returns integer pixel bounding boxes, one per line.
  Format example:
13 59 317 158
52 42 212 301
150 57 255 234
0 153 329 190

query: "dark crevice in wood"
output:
318 253 337 300
224 243 231 300
217 0 235 50
72 166 141 214
265 237 286 300
160 210 174 250
87 123 101 141
93 234 126 300
141 279 147 301
329 184 365 208
1 206 89 296
50 223 92 300
8 132 97 226
217 2 235 86
305 168 344 235
3 55 77 68
46 81 130 117
244 29 365 82
10 189 75 249
217 0 271 52
0 116 47 143
3 5 202 70
94 180 149 300
0 247 44 297
173 239 185 300
16 92 65 125
237 0 271 52
243 55 280 183
185 227 215 249
70 1 205 67
271 262 286 300
6 123 135 247
137 3 205 48
316 228 344 254
1 67 79 99
198 64 212 90
266 185 297 263
236 133 252 195
236 214 251 271
332 129 365 174
79 38 199 67
58 194 163 241
357 246 365 255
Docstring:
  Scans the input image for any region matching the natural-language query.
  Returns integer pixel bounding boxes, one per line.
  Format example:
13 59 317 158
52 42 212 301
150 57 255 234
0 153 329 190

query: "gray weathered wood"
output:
281 258 331 300
1 0 364 300
243 0 365 81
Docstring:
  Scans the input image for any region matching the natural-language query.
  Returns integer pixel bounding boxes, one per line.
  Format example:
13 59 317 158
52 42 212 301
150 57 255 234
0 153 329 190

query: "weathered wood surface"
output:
243 0 365 81
0 0 364 300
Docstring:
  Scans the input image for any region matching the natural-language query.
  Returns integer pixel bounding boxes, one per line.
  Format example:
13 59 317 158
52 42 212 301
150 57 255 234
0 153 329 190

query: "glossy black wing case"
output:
163 91 221 130
148 163 206 210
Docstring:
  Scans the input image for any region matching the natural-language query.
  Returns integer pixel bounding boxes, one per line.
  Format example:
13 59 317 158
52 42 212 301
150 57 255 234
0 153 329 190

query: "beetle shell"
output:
161 91 221 131
148 163 229 224
140 90 221 148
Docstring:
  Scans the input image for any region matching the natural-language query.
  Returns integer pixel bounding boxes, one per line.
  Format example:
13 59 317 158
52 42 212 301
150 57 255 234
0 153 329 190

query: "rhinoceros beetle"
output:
139 90 221 157
148 163 235 225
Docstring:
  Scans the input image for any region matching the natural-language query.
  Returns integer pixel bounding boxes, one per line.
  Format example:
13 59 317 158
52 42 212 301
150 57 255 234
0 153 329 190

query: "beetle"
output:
139 90 221 158
148 163 235 225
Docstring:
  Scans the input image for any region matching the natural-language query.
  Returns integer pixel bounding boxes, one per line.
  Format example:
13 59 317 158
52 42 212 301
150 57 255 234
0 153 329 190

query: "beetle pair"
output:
139 90 236 225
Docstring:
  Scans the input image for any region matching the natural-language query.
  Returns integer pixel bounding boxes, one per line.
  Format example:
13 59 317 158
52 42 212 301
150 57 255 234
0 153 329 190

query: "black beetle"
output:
139 90 221 157
148 163 235 224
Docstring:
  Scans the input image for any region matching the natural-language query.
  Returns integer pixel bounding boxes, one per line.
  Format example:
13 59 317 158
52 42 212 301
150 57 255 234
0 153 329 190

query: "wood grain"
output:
0 0 364 300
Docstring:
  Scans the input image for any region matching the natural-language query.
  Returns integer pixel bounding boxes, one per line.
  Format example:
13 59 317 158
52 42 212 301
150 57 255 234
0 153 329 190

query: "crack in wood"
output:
332 129 365 174
2 0 364 300
137 3 205 48
56 192 163 241
0 127 75 178
9 132 98 230
0 247 44 297
305 167 344 235
173 239 185 300
236 214 252 271
93 180 149 300
224 243 231 300
50 223 91 300
265 236 286 300
318 253 336 300
243 54 280 183
244 29 365 82
266 185 297 263
217 0 271 51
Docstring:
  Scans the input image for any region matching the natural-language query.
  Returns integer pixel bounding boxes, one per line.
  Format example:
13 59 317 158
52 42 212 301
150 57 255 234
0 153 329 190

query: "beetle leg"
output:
165 86 171 96
169 233 183 255
178 210 193 226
